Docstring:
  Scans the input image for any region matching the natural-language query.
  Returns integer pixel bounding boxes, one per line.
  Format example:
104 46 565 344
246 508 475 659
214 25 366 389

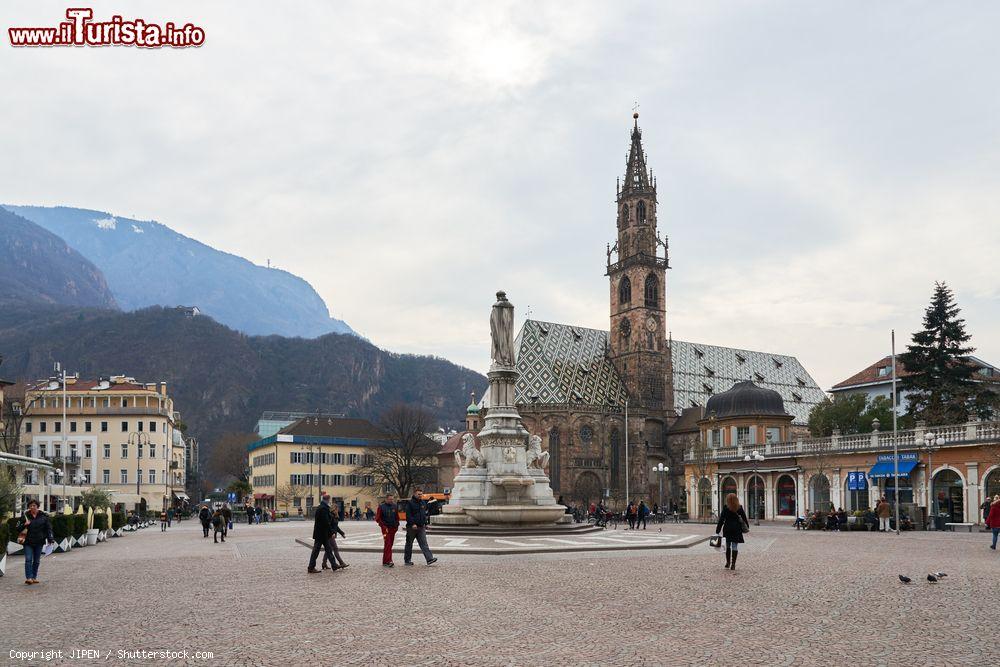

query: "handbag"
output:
709 535 722 548
740 516 750 533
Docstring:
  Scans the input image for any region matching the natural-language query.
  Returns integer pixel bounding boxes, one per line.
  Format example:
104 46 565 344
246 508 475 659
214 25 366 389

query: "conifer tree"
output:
900 282 997 424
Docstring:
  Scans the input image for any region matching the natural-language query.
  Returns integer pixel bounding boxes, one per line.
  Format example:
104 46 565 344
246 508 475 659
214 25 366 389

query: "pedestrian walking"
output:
375 493 400 567
160 510 168 532
222 504 233 537
404 488 438 566
212 509 226 543
308 494 336 573
322 504 349 570
255 506 262 524
15 499 55 585
715 492 750 571
876 496 891 532
986 495 1000 551
637 501 649 530
198 504 211 538
981 498 992 525
166 507 174 527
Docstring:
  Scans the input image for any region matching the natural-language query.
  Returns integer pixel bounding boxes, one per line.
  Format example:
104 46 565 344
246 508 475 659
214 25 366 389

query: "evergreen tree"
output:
900 282 997 424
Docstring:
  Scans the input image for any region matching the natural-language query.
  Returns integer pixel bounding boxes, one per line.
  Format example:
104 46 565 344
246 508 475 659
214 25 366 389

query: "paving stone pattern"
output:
3 519 999 666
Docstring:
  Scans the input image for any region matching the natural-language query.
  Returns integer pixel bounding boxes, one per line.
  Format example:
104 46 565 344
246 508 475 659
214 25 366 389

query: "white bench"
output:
945 522 973 532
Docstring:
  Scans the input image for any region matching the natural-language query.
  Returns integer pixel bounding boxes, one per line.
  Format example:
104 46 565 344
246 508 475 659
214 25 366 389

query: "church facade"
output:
467 115 826 510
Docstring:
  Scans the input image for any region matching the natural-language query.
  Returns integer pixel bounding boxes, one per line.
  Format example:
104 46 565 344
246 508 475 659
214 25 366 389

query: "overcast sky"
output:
2 1 998 390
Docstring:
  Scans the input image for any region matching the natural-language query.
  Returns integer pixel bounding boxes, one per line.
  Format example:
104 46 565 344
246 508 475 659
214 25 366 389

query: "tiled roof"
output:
279 417 388 441
666 406 704 434
511 320 629 407
830 356 910 390
670 340 825 425
485 320 824 425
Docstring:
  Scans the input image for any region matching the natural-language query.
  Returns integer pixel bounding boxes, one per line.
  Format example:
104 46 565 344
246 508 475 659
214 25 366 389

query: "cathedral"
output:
456 114 826 510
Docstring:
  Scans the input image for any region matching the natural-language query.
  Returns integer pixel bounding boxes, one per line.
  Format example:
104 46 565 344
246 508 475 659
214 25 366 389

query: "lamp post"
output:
128 431 150 511
922 431 946 530
744 449 765 526
652 463 668 512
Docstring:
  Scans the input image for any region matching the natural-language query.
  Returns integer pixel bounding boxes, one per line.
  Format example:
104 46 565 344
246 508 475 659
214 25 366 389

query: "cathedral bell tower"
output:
607 113 671 412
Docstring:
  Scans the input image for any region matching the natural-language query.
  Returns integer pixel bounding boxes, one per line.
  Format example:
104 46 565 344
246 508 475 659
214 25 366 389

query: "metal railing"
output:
685 419 999 462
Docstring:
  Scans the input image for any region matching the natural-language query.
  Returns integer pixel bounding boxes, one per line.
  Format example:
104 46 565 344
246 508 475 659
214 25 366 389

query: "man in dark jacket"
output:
375 494 400 567
322 506 348 570
403 489 437 566
198 505 211 538
307 495 335 573
221 504 233 537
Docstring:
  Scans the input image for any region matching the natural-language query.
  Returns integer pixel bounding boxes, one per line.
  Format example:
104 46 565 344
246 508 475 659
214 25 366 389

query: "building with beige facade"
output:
684 381 1000 527
247 416 392 516
19 374 188 511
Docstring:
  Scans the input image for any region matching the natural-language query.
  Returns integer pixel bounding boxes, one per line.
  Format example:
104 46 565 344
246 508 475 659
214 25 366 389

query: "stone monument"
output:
437 291 566 526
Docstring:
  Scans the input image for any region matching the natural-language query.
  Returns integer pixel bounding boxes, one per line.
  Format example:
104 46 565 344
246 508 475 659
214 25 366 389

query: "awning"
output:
172 492 190 500
253 493 274 500
719 466 800 475
868 459 919 479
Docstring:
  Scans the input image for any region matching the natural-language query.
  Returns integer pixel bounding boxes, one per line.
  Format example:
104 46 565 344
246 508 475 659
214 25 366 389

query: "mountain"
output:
0 207 118 309
2 205 355 339
0 303 483 446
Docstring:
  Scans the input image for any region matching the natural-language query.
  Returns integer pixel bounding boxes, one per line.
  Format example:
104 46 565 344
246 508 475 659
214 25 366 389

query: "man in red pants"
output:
375 493 399 568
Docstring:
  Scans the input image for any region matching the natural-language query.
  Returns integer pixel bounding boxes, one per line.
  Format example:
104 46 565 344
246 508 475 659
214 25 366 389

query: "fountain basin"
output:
463 505 566 525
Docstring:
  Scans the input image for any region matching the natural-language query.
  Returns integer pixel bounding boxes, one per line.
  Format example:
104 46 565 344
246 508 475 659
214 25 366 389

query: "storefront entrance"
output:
776 475 796 516
933 469 964 523
747 476 765 521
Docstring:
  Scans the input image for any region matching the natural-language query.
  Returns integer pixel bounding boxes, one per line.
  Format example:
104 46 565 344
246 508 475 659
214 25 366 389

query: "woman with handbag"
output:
15 499 55 585
714 493 750 571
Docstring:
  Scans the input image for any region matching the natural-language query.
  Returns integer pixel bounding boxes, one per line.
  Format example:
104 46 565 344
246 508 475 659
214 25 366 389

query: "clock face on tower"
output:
645 316 657 332
619 319 631 337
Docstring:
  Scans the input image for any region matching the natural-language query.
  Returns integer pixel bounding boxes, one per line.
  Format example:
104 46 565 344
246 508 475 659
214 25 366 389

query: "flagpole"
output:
891 329 900 536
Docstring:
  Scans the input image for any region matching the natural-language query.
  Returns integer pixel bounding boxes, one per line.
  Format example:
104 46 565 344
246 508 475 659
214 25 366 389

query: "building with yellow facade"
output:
247 416 391 516
20 374 188 511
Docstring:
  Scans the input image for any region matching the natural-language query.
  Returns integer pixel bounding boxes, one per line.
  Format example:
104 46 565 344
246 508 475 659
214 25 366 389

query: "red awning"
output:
253 493 274 500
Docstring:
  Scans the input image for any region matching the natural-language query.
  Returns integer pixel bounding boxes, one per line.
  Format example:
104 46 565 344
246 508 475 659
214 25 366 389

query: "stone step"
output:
426 522 603 537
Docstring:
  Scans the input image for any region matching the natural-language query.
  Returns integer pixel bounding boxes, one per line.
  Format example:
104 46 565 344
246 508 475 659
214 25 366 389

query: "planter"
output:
55 537 72 553
74 534 87 548
0 553 6 577
86 529 99 546
98 530 107 542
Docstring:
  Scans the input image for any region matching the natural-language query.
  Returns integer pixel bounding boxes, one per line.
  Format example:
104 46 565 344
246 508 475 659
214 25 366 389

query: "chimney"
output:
159 382 167 396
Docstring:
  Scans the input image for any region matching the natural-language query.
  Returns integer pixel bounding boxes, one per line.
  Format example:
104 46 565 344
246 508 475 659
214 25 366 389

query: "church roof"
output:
671 340 825 425
512 320 629 407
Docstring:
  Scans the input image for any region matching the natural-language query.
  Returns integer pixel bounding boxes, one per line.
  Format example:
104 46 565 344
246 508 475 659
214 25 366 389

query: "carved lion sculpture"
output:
454 433 485 469
526 434 550 470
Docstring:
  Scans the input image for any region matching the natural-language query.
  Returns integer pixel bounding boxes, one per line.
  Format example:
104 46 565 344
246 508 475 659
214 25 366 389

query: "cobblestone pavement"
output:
3 519 998 666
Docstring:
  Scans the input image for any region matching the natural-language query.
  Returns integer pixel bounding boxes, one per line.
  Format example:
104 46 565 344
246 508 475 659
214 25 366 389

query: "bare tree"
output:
353 404 439 500
206 432 257 486
274 483 310 514
1 380 33 455
686 435 715 517
804 435 836 513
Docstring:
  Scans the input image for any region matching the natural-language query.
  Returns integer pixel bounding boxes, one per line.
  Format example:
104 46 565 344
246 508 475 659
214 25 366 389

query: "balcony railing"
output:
685 419 1000 463
606 251 670 275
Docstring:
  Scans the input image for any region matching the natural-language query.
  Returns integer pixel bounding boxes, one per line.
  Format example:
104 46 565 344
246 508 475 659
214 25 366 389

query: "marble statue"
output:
490 290 515 367
526 434 549 470
454 433 485 469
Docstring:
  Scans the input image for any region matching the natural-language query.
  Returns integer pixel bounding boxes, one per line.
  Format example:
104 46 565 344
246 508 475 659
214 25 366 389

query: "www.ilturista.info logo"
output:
9 8 205 48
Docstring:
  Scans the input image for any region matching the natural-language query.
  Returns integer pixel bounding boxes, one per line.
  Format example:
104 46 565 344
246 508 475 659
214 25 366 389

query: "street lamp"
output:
922 431 946 530
744 449 765 526
651 463 668 513
128 431 150 511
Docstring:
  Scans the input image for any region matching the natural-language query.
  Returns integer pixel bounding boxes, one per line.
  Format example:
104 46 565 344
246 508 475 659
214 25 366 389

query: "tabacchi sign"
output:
9 8 205 48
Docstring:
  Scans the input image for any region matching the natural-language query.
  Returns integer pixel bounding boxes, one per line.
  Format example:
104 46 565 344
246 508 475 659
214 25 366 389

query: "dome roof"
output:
705 380 789 419
466 402 480 415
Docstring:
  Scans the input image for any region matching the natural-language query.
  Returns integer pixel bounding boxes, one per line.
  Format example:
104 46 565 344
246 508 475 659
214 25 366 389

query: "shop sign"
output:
847 471 868 491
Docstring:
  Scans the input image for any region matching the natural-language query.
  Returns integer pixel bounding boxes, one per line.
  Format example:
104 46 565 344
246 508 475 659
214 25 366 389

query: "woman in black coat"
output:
715 492 749 571
15 499 55 585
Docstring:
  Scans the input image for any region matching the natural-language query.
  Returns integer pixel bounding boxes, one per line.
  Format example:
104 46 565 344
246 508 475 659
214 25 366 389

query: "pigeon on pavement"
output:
927 574 938 583
934 572 948 578
898 575 912 584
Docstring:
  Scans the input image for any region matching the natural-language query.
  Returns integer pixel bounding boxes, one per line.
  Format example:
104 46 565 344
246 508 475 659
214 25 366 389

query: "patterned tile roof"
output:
511 320 629 407
670 340 825 425
488 320 825 426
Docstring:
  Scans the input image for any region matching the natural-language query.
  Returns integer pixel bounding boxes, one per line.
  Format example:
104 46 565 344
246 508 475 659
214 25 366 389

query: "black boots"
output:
725 548 731 568
730 551 738 570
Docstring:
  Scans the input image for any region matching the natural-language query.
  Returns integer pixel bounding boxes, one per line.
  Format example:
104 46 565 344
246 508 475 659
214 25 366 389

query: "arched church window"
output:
618 277 631 304
548 427 561 492
609 428 621 489
621 205 629 227
644 274 658 307
636 200 647 224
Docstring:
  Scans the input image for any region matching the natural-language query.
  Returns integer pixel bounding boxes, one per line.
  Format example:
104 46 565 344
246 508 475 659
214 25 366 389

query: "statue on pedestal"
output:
490 291 515 367
526 435 550 470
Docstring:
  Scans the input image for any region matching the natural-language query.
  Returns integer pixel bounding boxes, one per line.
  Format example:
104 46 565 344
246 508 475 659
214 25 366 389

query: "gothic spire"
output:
620 112 654 198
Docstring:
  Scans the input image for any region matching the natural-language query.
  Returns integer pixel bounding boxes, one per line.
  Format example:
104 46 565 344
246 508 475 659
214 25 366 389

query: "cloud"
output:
1 0 997 391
